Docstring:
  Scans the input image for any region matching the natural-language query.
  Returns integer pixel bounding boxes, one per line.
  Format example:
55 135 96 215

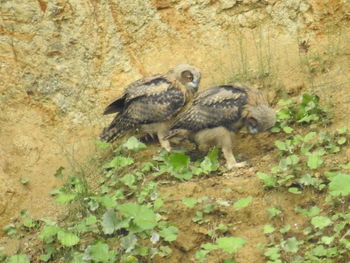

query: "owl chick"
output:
100 64 201 151
165 84 276 169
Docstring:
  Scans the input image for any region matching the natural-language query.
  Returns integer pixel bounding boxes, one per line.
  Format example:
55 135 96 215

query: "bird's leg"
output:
220 132 247 170
222 146 247 169
157 127 172 152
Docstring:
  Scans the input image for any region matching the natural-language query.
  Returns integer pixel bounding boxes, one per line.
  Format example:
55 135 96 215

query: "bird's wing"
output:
102 74 169 115
117 82 186 126
170 85 248 131
125 75 173 102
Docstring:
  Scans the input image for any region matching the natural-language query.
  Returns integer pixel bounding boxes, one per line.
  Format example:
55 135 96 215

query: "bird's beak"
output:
188 80 199 92
248 126 259 134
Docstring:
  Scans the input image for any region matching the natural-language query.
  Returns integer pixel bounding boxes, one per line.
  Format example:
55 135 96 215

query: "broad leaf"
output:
121 136 146 151
120 234 137 253
329 173 350 196
307 154 323 169
263 224 275 234
102 210 118 235
84 241 116 262
104 156 134 169
311 216 332 229
118 203 157 230
57 231 80 247
182 197 198 208
6 254 30 263
282 237 300 253
216 237 246 254
159 226 178 242
233 196 253 210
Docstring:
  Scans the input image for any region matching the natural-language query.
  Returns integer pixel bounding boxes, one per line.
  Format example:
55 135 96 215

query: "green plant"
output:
258 126 348 193
195 236 246 263
2 136 228 262
272 93 331 134
233 196 253 210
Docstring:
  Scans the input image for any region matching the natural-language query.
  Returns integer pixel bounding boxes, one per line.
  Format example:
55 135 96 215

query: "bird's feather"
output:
170 85 248 132
100 65 201 144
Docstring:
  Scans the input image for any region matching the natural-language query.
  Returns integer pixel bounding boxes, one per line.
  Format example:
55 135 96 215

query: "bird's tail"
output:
99 117 133 143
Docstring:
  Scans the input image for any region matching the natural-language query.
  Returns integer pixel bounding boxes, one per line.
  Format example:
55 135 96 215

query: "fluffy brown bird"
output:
165 84 276 169
100 64 201 151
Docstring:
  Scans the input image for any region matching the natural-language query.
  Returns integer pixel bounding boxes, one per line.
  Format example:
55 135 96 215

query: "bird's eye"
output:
186 76 193 82
248 117 258 128
181 70 194 82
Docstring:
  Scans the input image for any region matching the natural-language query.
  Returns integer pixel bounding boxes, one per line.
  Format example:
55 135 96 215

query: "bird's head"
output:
244 105 276 134
170 64 201 93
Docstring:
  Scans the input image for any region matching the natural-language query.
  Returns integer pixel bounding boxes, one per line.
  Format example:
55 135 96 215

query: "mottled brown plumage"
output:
165 84 276 169
100 64 201 151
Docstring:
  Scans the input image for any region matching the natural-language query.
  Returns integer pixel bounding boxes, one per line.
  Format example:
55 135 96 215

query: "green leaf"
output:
271 127 281 133
123 255 139 263
288 187 302 194
102 210 118 235
279 155 299 168
22 218 36 228
182 197 198 208
39 245 55 262
121 136 146 151
277 98 292 106
195 249 210 260
85 241 116 262
6 254 30 263
70 252 85 263
280 225 291 233
267 207 282 219
120 174 136 189
282 237 300 253
304 132 317 141
277 108 292 120
275 141 287 151
200 147 219 173
118 203 157 230
94 195 117 209
233 196 253 210
154 198 164 210
298 174 322 187
55 192 76 204
165 152 190 171
311 216 332 229
295 206 320 218
104 156 134 169
39 254 51 262
283 126 294 134
20 178 29 185
337 127 348 134
263 224 275 234
341 162 350 169
337 137 347 145
256 172 277 188
264 247 281 260
159 226 179 242
94 140 111 149
85 215 97 225
120 234 137 253
307 154 323 169
320 236 334 245
39 225 60 243
57 230 80 247
329 173 350 196
216 237 246 254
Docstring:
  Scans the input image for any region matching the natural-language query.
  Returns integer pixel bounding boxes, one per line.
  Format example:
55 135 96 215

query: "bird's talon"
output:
226 161 248 170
